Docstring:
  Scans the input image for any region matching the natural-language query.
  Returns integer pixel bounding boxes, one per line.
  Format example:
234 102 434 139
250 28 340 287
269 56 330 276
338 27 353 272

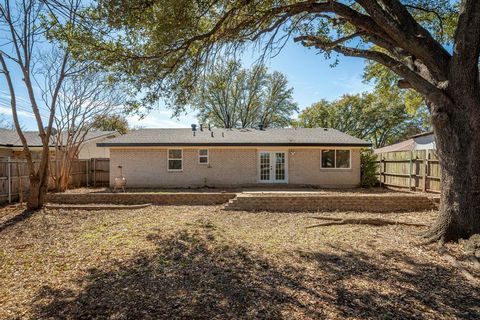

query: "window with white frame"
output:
168 149 183 171
198 149 209 164
321 150 351 169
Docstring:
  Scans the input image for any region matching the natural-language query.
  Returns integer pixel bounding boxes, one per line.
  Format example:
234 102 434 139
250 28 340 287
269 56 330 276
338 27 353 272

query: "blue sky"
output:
0 40 372 130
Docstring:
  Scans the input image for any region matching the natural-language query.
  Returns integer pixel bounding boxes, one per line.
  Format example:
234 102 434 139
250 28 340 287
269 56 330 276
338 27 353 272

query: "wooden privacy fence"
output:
90 158 110 188
376 150 441 193
0 158 110 204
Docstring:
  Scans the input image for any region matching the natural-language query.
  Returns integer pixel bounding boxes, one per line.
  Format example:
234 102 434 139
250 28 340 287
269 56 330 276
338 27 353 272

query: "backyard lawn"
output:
0 205 479 319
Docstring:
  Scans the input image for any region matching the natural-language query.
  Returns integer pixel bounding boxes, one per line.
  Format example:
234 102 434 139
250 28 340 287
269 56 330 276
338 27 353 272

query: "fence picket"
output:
376 150 440 193
0 158 110 204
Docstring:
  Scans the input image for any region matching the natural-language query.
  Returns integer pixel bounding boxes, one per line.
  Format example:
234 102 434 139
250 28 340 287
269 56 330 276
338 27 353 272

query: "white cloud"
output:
332 73 371 94
127 107 199 128
0 105 35 118
127 113 189 128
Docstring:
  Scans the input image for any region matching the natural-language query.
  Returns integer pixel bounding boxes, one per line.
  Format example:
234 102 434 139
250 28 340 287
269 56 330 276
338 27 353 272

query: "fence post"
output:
379 153 383 187
17 161 23 205
93 158 96 187
7 157 11 203
86 160 89 187
423 150 429 192
409 151 413 191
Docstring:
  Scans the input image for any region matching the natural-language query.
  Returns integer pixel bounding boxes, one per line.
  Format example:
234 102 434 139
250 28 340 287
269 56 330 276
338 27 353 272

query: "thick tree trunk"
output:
27 177 46 210
27 152 50 210
426 95 480 242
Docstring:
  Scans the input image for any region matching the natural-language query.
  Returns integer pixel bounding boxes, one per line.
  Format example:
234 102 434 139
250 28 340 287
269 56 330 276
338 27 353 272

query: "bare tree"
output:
0 0 82 209
40 54 125 191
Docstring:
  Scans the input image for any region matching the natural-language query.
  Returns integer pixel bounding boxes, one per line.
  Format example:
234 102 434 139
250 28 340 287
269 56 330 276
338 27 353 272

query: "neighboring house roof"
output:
0 129 117 147
374 139 415 154
97 128 371 147
373 131 435 154
410 131 434 138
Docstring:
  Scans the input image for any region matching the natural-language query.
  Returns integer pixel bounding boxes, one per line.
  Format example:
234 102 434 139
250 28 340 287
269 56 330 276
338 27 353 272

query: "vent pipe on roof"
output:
211 131 214 138
208 124 211 131
191 124 197 131
200 124 203 131
222 132 224 137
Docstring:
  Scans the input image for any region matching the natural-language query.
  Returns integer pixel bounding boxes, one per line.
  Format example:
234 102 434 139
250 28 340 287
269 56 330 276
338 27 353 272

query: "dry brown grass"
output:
0 205 478 319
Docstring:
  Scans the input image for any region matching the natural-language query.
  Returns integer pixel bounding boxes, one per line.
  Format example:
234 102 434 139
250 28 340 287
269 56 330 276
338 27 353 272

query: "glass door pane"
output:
260 152 271 181
275 152 286 181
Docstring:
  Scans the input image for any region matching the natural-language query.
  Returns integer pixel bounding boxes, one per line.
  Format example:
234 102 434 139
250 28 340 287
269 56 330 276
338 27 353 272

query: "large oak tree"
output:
71 0 479 242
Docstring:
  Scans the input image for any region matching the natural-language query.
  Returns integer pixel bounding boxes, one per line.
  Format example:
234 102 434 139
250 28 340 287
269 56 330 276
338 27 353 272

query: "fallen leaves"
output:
0 205 478 319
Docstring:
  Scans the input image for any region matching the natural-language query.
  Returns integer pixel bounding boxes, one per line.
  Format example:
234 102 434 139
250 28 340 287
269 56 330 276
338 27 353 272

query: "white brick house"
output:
98 127 371 188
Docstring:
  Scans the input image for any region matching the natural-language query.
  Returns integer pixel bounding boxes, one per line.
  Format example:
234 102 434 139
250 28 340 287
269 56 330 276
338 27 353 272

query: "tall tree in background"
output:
193 60 297 128
92 114 129 134
296 92 430 148
69 1 479 242
0 0 83 209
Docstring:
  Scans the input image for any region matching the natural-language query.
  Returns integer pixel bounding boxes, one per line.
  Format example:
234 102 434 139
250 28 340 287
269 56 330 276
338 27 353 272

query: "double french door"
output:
258 151 288 183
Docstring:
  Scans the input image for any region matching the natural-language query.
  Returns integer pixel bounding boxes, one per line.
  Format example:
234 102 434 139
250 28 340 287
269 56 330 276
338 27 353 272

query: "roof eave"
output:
97 142 372 147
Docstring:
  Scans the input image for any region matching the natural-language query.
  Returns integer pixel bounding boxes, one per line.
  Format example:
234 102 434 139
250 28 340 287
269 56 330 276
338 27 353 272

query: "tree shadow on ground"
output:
31 222 480 319
32 223 326 319
0 209 35 234
298 246 480 319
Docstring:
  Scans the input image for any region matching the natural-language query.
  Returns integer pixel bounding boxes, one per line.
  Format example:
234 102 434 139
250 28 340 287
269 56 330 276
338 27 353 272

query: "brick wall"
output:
225 194 436 212
109 147 362 188
110 148 258 188
46 192 237 205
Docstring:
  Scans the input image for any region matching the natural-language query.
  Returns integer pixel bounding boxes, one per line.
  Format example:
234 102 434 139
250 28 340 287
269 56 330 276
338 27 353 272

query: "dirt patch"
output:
0 205 478 319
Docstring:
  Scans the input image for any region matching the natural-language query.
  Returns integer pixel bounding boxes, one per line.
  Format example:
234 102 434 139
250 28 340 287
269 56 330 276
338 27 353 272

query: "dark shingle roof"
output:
0 129 117 147
97 128 371 147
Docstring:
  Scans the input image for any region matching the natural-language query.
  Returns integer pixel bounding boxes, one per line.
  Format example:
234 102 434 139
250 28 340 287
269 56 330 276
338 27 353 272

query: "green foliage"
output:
193 59 297 128
92 114 129 134
294 91 430 148
360 149 379 188
363 63 426 114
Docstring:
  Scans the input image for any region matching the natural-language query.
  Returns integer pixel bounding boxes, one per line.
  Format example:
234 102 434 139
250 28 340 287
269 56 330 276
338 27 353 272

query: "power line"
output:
0 96 50 122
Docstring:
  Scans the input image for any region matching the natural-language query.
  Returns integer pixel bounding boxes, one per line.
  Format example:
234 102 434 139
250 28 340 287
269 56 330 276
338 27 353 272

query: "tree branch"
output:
404 4 444 38
293 35 449 105
356 0 450 81
0 53 35 172
452 0 480 84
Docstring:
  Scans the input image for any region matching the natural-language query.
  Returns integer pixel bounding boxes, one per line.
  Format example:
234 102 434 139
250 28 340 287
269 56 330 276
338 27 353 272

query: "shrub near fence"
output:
376 150 441 193
0 158 110 204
